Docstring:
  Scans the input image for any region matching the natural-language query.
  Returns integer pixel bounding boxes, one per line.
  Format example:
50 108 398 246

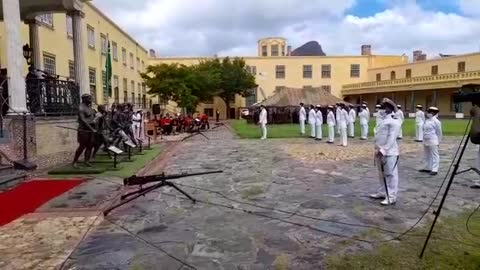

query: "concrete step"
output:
0 170 26 191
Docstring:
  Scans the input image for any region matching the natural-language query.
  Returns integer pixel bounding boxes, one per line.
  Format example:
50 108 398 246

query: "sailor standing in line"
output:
415 105 425 142
326 105 336 144
370 98 401 206
359 104 369 140
373 104 382 136
395 105 405 139
258 105 268 140
419 107 442 175
336 103 341 135
299 103 306 135
348 105 356 138
308 105 317 138
338 103 349 147
315 105 323 141
362 101 370 115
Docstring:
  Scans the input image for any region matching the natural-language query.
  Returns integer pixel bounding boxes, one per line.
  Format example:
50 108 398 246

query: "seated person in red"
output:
183 114 193 132
161 113 173 135
200 113 210 129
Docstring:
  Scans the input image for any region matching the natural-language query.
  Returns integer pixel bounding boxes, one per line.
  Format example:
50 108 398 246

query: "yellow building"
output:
342 53 480 117
151 38 408 119
0 1 152 109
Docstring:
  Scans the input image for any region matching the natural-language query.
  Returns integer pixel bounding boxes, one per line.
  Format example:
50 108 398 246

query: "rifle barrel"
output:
124 170 223 186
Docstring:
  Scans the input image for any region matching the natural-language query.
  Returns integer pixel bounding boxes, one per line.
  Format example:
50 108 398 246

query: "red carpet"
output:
0 179 84 226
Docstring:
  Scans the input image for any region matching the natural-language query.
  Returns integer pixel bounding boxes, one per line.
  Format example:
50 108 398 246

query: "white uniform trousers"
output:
328 125 335 142
315 125 322 139
300 121 305 135
339 127 347 146
348 122 354 137
337 124 341 135
398 125 403 139
361 124 368 139
423 145 439 172
376 155 399 199
310 123 316 137
416 124 424 141
260 123 267 139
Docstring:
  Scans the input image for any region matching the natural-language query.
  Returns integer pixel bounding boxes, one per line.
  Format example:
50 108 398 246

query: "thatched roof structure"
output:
255 87 347 107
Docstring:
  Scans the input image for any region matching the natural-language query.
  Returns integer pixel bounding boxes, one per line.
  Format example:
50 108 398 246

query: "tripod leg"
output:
199 132 209 140
104 183 164 216
166 182 196 203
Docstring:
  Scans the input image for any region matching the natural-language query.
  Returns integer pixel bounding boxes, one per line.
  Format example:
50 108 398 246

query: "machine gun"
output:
103 170 223 216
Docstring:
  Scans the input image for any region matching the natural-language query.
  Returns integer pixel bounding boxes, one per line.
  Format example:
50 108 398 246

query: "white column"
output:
3 0 28 113
70 10 89 96
26 19 41 70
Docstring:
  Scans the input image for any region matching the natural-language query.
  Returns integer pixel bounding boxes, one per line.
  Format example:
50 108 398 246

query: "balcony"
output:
26 78 80 116
342 70 480 95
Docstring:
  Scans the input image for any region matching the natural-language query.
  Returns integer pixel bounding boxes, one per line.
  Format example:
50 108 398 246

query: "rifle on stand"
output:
104 170 223 216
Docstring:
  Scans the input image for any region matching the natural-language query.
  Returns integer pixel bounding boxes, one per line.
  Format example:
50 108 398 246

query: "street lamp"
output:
22 44 33 66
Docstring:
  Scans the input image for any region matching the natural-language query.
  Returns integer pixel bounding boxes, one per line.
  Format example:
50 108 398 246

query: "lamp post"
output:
22 44 33 67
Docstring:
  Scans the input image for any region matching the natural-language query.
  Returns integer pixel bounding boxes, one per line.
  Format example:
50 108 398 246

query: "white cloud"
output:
94 0 480 58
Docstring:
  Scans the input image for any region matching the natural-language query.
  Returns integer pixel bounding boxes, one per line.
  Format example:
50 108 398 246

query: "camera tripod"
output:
420 128 477 257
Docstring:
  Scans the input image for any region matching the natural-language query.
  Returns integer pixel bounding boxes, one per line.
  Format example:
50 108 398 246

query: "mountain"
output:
291 41 326 56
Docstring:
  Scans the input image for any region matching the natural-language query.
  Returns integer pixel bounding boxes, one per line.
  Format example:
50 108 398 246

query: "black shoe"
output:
419 169 431 173
327 141 334 144
315 138 322 141
430 172 438 176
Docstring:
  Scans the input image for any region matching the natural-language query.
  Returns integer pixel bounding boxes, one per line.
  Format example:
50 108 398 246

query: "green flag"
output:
105 39 112 97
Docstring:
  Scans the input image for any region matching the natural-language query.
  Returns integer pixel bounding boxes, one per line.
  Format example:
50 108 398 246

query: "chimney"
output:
361 45 372 56
149 49 156 58
417 54 427 61
413 50 422 62
287 46 292 56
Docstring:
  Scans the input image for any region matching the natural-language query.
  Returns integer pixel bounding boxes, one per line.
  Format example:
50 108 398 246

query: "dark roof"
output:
256 87 347 107
291 41 326 56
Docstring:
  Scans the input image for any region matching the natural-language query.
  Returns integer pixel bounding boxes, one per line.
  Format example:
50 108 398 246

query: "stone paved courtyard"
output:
59 125 480 270
2 125 480 270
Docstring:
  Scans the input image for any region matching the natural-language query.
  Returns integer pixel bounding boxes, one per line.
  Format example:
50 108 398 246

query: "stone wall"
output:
35 117 77 156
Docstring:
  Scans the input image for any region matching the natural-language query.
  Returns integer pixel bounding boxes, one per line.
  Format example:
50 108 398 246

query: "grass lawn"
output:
48 145 162 178
326 210 480 269
232 118 470 139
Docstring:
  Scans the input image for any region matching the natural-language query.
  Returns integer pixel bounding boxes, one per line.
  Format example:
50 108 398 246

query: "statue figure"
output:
92 104 111 160
72 93 96 168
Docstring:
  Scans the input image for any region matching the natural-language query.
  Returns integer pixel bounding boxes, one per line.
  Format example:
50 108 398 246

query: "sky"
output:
94 0 480 58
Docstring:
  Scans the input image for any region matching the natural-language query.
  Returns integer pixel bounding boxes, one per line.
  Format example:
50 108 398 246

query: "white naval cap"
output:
361 104 367 107
375 104 381 108
397 104 402 108
428 106 439 111
316 104 321 107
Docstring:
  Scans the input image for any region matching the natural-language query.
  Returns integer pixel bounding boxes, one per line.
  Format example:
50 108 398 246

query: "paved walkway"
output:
57 125 480 269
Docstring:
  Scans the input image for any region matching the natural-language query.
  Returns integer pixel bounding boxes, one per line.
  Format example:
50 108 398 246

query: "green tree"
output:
218 57 257 118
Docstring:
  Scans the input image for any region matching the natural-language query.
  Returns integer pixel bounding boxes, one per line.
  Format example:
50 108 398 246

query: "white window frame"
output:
100 34 107 54
112 42 118 61
87 25 95 49
68 60 75 80
42 53 56 75
37 13 54 28
66 15 73 38
122 48 127 65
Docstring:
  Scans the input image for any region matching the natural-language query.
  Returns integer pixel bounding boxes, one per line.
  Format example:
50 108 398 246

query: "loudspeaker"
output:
152 104 160 115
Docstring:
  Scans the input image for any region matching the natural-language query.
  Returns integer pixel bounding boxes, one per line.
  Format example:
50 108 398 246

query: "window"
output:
376 73 381 81
37 13 54 27
247 65 257 75
142 83 146 93
350 64 360 78
138 93 141 106
321 64 331 78
321 85 331 93
271 45 279 56
204 108 214 117
275 65 285 79
262 45 267 56
143 95 147 108
303 65 312 79
66 15 73 37
406 69 412 78
100 34 107 54
130 53 134 69
87 25 95 49
131 92 135 104
122 48 127 65
141 60 145 71
281 46 285 56
138 83 141 95
246 88 257 107
431 65 438 75
88 68 97 103
131 80 135 93
123 78 128 102
136 57 140 70
113 76 119 102
43 53 56 75
112 42 118 61
390 71 396 80
68 61 75 80
113 76 119 88
102 71 109 99
458 61 466 72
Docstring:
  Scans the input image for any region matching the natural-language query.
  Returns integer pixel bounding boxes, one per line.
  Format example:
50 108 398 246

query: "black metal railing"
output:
26 78 80 116
0 75 8 138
